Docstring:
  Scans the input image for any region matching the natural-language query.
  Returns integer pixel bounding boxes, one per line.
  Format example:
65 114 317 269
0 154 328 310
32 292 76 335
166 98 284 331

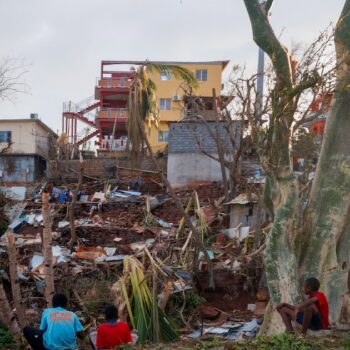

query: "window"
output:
0 131 11 143
196 69 208 81
160 98 171 110
14 159 22 172
158 131 169 143
160 71 171 81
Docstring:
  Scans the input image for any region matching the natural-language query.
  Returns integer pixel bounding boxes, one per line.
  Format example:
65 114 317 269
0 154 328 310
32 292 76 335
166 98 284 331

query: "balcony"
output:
97 108 128 121
96 77 132 89
99 137 128 152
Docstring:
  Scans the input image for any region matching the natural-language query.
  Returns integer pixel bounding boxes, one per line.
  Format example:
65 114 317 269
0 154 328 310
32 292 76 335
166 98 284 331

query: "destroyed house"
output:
0 116 57 184
167 121 241 186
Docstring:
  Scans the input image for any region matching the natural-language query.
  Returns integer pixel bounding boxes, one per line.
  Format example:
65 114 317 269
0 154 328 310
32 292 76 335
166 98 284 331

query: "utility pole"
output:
256 0 266 119
256 48 264 119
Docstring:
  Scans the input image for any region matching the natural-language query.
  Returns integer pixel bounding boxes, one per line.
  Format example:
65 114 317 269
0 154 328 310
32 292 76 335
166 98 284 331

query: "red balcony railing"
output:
97 108 128 120
96 77 132 89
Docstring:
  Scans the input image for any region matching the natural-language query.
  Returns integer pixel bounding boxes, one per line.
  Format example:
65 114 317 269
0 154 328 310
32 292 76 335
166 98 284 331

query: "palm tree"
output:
127 61 198 163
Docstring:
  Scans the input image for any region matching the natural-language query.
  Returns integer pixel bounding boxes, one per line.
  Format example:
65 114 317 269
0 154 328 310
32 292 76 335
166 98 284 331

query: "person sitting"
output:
96 305 132 349
277 277 329 334
23 293 84 350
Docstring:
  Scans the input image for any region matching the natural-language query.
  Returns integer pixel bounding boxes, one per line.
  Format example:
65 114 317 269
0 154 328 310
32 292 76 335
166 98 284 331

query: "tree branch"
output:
243 0 293 90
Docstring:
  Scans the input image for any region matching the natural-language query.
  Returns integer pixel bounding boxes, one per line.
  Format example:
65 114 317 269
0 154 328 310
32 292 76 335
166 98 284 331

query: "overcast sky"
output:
0 0 345 133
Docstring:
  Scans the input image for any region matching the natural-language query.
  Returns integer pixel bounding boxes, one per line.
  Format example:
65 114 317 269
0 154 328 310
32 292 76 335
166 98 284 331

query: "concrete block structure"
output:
167 121 241 186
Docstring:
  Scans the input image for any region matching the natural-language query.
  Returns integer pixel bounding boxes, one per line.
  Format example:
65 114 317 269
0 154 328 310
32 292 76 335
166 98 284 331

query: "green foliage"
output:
115 257 179 344
0 326 16 350
231 333 331 350
339 334 350 350
292 128 318 161
167 291 206 328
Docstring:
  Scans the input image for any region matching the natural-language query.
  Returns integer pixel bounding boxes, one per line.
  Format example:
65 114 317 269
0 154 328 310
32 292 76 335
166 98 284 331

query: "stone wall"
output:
50 156 167 183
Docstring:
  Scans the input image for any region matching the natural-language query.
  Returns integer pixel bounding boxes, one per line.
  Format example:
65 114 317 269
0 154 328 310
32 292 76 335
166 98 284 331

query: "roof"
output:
225 193 259 205
101 60 230 71
0 118 57 137
168 121 241 154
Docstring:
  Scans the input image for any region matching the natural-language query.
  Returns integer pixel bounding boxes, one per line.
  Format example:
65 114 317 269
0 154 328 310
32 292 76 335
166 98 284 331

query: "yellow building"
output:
147 61 229 152
62 60 229 154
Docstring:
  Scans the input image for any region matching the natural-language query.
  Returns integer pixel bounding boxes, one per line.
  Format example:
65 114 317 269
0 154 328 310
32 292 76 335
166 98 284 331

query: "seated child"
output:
96 305 132 349
277 277 329 334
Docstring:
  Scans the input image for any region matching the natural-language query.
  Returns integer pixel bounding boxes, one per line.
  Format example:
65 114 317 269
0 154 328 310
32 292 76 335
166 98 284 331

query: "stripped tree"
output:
68 157 84 249
6 230 26 328
42 192 55 306
0 280 20 336
241 0 350 333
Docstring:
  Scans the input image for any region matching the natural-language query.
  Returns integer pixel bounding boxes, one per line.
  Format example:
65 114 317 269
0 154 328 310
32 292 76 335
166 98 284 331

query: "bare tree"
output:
241 0 350 333
0 57 29 102
68 158 83 249
6 230 26 328
0 280 20 336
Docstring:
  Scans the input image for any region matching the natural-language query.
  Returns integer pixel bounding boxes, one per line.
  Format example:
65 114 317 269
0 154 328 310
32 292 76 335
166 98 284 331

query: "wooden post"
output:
42 192 54 306
6 230 26 328
0 280 20 336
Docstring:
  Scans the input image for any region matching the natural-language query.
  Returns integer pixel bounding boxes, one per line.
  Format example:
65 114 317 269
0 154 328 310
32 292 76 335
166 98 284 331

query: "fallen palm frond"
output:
112 256 179 344
194 191 209 242
177 191 209 242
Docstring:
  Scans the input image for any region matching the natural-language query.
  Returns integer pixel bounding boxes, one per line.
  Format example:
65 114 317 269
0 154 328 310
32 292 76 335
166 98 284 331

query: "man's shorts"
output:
296 311 323 331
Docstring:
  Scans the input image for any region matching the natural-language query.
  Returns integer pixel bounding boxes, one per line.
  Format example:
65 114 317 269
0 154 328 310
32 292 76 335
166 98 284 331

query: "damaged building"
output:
0 116 57 198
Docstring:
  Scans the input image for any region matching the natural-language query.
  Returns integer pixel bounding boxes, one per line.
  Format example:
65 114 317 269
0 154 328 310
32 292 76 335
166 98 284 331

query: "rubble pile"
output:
0 177 267 347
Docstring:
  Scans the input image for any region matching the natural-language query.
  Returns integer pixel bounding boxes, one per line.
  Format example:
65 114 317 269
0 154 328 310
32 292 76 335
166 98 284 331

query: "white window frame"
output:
196 69 208 81
0 131 11 143
158 130 169 143
160 71 171 81
160 98 171 110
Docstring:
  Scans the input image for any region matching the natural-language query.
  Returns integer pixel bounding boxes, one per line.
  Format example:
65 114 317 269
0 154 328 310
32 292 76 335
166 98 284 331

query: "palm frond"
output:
147 63 199 89
128 61 198 165
112 256 179 344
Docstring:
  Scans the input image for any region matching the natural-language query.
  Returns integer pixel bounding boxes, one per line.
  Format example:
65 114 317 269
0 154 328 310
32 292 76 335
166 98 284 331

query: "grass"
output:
0 326 16 350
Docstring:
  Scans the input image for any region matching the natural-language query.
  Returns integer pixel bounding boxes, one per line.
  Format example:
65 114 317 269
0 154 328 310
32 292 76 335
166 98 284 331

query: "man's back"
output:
40 307 83 350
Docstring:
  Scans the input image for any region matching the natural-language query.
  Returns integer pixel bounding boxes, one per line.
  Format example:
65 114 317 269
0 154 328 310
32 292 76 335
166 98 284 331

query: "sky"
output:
0 0 345 133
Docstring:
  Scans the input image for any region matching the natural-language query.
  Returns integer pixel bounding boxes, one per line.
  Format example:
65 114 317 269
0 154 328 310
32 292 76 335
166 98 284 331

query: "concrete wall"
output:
167 152 223 185
229 203 269 229
51 156 167 182
0 155 44 183
0 120 54 158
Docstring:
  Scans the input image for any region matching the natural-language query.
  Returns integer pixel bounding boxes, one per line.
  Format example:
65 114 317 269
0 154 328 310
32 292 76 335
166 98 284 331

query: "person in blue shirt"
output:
23 293 85 350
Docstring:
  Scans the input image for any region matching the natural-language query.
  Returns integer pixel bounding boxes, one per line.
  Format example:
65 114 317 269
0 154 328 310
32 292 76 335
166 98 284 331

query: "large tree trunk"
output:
243 0 302 324
301 0 350 325
42 192 55 307
243 0 350 333
6 230 26 328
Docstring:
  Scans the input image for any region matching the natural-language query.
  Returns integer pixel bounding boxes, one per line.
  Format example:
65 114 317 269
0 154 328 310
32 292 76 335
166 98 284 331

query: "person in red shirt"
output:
276 277 329 334
96 305 132 349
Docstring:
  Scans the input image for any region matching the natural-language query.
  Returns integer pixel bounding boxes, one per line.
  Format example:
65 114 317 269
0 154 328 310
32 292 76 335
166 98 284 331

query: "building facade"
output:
62 60 229 154
0 117 56 183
